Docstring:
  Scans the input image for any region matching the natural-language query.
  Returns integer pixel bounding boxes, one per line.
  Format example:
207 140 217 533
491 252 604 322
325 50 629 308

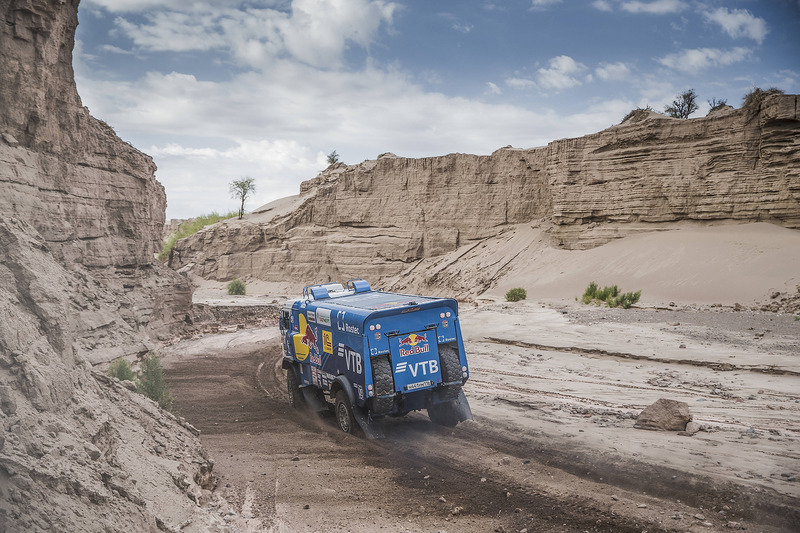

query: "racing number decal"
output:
322 330 333 354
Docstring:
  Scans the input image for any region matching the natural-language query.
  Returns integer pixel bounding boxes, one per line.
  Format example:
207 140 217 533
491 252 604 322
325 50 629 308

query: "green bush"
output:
505 288 527 302
227 278 246 295
108 358 136 382
581 282 641 308
159 211 237 262
138 353 174 411
611 290 641 309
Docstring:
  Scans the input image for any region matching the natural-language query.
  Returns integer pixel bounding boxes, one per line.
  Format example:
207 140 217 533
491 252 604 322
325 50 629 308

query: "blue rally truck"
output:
279 279 472 436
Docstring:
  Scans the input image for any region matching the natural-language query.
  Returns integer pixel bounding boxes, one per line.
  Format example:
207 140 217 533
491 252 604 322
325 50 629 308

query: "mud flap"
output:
300 387 327 413
453 389 473 423
353 405 385 439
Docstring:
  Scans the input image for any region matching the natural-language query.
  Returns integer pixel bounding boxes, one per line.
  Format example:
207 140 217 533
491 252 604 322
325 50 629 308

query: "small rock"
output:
702 521 713 527
694 513 705 520
637 504 647 509
499 456 511 465
506 491 512 498
291 456 300 461
611 494 619 501
451 506 463 516
439 496 447 503
424 475 430 480
679 344 686 349
480 477 487 482
726 521 741 529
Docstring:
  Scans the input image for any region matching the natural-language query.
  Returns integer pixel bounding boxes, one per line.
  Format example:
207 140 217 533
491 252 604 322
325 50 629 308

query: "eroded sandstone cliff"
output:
1 1 210 531
170 94 799 289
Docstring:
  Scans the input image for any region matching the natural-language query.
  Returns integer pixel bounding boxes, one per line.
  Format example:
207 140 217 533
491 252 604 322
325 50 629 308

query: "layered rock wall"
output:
1 0 191 339
1 2 206 531
171 95 799 285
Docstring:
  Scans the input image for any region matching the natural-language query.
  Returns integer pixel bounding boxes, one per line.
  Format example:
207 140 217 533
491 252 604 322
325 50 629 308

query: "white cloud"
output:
592 1 613 12
485 82 503 95
596 62 630 81
537 55 586 90
108 0 397 69
620 0 687 15
657 47 752 73
505 77 537 89
703 7 768 45
531 0 562 9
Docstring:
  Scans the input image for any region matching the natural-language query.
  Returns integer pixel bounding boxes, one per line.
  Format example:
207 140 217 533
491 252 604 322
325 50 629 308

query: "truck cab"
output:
279 279 472 436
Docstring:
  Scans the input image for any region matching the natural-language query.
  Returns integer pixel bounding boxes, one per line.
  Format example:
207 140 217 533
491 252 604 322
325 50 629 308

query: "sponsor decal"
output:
310 352 322 366
398 333 429 357
395 359 439 377
401 306 421 314
322 330 333 354
307 310 316 323
316 308 332 326
335 310 359 335
301 324 318 352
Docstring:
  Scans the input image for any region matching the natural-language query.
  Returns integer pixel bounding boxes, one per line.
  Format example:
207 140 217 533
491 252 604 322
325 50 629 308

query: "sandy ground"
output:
159 298 799 532
166 222 800 531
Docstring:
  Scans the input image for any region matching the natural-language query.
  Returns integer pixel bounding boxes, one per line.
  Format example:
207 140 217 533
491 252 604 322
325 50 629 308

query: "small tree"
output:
138 353 174 411
707 97 727 111
229 177 256 219
326 150 340 166
664 89 698 119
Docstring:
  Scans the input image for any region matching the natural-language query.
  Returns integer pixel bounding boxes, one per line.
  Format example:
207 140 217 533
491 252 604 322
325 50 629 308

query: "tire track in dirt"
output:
167 333 798 532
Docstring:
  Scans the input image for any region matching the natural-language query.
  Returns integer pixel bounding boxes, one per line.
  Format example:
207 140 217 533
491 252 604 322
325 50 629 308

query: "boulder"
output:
635 398 692 431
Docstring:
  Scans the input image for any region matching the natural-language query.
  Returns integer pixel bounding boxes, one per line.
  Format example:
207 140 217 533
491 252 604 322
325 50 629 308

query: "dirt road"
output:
162 306 798 532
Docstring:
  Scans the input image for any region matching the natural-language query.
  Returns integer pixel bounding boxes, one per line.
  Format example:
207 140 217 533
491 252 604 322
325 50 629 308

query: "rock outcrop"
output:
171 95 799 289
1 1 208 531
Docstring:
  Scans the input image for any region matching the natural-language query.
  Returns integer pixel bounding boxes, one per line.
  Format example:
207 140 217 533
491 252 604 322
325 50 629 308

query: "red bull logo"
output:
398 333 429 357
301 324 318 352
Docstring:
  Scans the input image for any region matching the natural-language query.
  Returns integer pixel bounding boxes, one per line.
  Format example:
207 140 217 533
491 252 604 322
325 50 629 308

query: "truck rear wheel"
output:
427 401 459 427
371 355 395 414
438 344 462 400
335 391 355 434
287 369 306 409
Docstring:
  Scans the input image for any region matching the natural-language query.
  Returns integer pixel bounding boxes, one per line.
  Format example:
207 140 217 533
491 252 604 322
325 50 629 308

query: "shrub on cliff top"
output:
158 211 236 262
742 87 784 109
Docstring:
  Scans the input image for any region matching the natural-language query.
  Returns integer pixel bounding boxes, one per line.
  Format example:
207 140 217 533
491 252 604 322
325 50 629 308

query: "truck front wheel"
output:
335 391 355 434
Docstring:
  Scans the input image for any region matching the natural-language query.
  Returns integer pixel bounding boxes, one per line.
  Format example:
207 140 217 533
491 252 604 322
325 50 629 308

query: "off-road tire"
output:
287 369 306 409
438 344 462 400
427 400 459 427
335 391 355 434
371 355 395 414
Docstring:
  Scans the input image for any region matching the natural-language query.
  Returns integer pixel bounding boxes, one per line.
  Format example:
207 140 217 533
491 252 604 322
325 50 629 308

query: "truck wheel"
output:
371 355 395 414
287 370 306 409
427 401 459 427
438 345 462 400
335 391 355 434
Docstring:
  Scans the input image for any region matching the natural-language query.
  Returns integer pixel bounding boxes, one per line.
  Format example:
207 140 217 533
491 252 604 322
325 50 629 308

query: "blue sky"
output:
74 0 800 219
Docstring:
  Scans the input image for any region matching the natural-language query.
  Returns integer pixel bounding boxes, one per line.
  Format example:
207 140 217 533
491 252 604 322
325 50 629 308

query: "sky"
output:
73 0 800 220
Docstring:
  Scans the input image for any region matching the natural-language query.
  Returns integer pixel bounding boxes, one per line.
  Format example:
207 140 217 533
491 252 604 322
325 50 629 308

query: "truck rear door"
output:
388 330 441 392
